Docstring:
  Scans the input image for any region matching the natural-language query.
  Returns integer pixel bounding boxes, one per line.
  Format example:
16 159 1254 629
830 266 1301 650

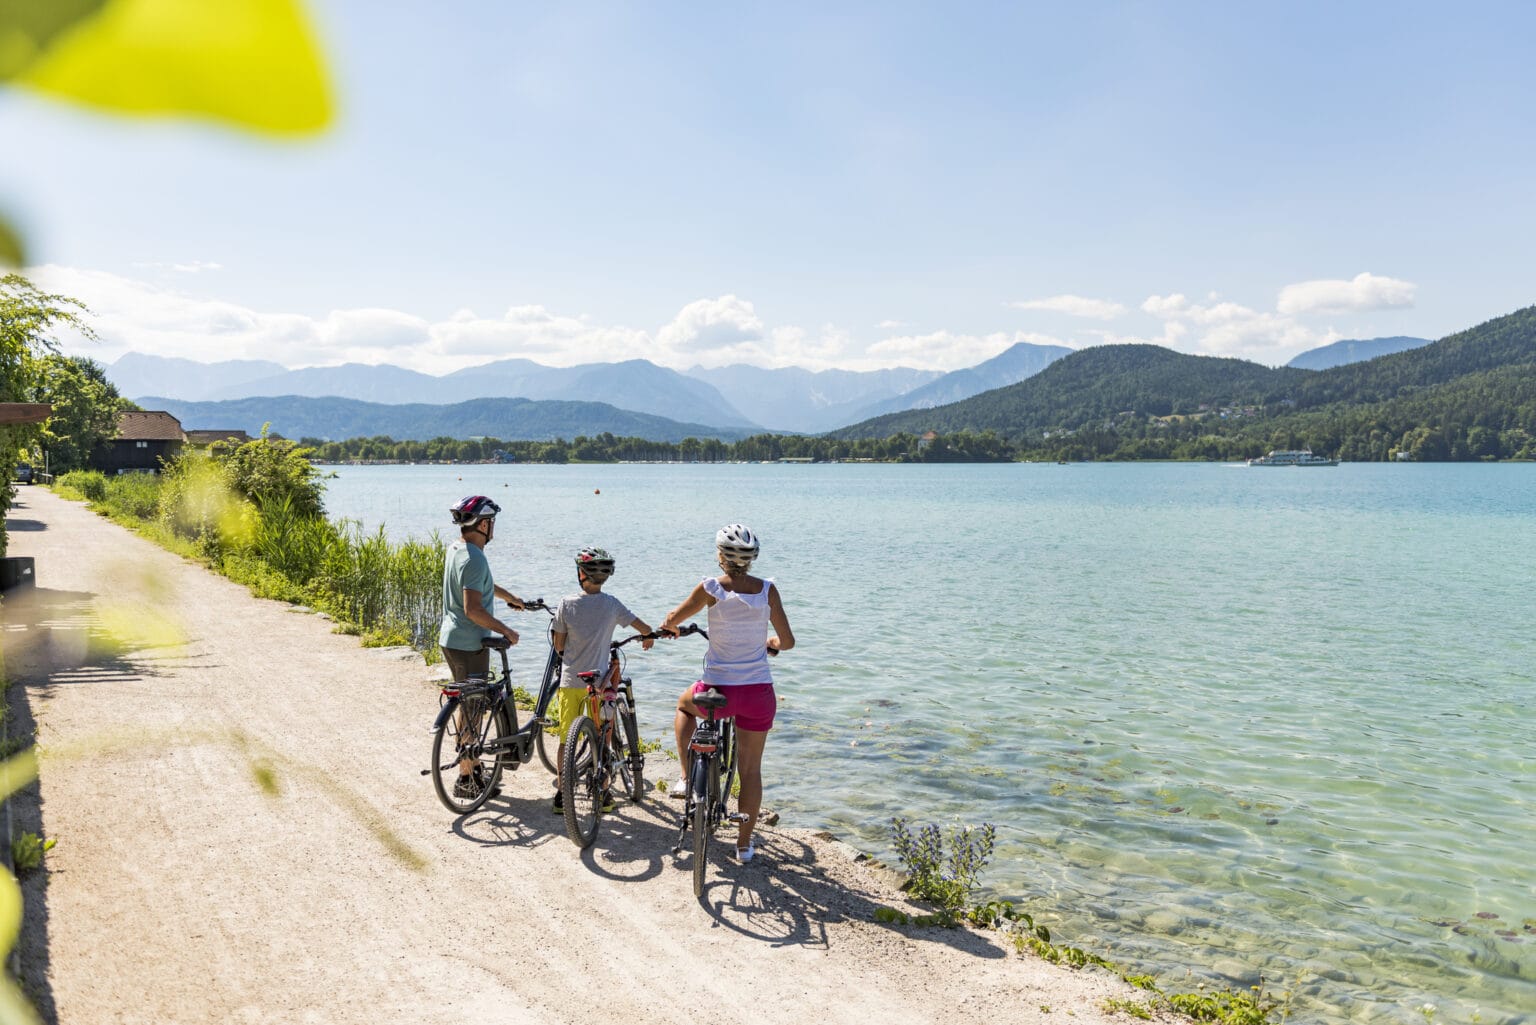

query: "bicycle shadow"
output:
695 830 1014 961
451 788 566 851
571 797 679 884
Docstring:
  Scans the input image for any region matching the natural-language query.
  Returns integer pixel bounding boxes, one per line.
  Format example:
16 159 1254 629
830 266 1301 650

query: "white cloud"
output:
1276 272 1416 316
1140 293 1190 317
1139 291 1328 361
26 262 1391 375
1010 294 1127 319
656 295 764 352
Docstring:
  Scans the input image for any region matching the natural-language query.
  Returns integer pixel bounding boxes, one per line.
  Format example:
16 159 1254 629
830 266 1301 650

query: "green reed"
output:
55 457 445 655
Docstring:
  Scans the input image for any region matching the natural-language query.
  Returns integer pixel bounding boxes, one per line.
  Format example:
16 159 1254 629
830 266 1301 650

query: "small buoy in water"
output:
594 488 601 495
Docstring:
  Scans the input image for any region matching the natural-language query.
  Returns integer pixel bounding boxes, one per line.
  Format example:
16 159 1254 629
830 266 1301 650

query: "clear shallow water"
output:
324 462 1535 1024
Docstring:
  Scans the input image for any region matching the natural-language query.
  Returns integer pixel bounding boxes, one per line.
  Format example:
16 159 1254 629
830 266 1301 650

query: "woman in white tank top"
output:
661 524 795 863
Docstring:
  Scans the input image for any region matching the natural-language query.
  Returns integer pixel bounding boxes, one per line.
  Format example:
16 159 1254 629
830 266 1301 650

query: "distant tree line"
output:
299 430 1019 464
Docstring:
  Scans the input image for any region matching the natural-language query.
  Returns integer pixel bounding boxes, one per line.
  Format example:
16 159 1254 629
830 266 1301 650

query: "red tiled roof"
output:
116 410 185 441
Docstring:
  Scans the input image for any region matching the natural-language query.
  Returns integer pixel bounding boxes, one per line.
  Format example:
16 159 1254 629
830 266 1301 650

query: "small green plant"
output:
1165 981 1287 1025
889 817 997 912
1104 997 1154 1020
11 832 55 875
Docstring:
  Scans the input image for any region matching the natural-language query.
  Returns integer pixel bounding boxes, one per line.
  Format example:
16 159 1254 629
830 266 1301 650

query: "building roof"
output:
184 429 251 445
116 410 185 442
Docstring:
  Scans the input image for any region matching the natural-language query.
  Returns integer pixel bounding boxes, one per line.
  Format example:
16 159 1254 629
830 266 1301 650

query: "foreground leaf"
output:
0 216 22 267
14 0 332 134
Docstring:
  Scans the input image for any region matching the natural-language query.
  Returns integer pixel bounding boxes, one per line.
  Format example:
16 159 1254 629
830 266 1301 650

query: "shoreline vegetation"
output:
38 436 1306 1024
294 429 1534 466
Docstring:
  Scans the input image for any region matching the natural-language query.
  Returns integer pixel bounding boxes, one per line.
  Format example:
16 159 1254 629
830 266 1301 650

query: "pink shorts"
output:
689 681 776 732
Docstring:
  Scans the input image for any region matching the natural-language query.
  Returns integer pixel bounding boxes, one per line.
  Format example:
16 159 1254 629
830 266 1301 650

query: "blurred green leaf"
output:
0 215 22 268
0 749 38 804
0 0 108 80
14 0 332 135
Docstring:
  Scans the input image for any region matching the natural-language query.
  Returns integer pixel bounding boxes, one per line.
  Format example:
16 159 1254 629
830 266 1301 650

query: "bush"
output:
103 471 161 519
56 469 107 502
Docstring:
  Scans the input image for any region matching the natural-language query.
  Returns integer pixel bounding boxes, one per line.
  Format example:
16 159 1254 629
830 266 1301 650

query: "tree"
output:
1 273 92 554
32 353 128 474
214 426 329 519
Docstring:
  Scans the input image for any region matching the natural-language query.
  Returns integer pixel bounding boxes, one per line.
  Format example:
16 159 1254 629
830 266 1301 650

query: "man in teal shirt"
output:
439 495 527 798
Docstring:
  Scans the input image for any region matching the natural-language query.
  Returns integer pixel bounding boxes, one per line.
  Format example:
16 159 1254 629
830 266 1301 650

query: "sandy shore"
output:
3 486 1163 1024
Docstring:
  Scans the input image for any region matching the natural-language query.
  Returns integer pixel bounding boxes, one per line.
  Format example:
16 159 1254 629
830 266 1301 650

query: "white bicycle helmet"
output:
715 523 759 567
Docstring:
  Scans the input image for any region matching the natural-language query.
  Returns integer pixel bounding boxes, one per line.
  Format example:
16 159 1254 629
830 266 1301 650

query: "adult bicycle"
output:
424 599 564 815
561 623 706 848
672 681 746 894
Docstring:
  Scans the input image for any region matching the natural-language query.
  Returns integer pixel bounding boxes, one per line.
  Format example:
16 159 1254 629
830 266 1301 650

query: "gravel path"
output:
3 486 1159 1025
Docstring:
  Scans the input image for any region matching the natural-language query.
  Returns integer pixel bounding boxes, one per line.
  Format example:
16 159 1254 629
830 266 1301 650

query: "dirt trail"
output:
3 487 1156 1025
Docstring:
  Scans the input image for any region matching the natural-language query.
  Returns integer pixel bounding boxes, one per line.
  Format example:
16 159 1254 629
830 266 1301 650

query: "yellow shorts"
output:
551 686 591 742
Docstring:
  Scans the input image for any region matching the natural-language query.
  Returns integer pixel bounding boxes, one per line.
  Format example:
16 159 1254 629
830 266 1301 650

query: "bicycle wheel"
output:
431 695 510 816
615 705 644 801
561 717 602 848
691 753 712 897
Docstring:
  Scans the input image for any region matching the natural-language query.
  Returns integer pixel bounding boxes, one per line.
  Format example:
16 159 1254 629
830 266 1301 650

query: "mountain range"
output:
1284 335 1430 370
105 334 1421 442
137 395 749 444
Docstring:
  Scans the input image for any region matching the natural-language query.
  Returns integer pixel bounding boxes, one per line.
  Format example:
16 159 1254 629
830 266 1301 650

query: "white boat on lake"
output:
1247 449 1338 467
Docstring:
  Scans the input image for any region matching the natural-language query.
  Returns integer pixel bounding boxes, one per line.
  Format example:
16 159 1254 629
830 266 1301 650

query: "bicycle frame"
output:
431 603 562 770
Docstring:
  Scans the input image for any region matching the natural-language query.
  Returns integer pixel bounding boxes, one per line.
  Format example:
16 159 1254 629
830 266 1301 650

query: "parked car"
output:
13 463 33 485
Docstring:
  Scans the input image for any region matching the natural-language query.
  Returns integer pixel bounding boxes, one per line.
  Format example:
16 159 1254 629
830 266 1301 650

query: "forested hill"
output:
1287 305 1536 406
832 345 1308 439
832 304 1536 441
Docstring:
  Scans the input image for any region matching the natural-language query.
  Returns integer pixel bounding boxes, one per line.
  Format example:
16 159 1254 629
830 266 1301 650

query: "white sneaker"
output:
736 841 756 863
670 778 688 800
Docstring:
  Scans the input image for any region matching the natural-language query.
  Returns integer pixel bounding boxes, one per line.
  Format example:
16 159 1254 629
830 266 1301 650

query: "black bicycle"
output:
424 599 564 815
561 624 706 847
673 680 741 896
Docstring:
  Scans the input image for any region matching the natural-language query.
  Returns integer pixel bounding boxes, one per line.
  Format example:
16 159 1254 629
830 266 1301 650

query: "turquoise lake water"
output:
322 462 1535 1024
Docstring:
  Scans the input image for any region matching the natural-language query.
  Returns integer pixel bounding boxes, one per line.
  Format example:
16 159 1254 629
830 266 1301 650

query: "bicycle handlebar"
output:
612 623 707 649
516 598 552 613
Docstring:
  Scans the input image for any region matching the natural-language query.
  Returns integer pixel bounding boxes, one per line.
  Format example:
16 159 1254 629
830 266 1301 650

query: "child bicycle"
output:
560 623 706 847
673 686 740 897
424 599 564 815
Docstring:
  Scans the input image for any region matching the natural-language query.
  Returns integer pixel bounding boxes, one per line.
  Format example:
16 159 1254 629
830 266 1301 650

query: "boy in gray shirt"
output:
550 546 654 813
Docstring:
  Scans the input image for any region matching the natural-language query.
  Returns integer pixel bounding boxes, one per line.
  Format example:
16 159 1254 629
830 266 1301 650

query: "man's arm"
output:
464 587 519 645
493 583 525 611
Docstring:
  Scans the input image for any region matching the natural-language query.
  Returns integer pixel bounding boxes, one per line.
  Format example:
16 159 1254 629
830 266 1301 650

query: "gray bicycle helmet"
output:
575 546 615 580
450 494 501 527
715 523 759 567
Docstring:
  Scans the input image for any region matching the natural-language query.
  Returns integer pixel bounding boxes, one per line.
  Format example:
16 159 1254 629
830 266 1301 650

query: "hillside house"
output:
96 410 185 474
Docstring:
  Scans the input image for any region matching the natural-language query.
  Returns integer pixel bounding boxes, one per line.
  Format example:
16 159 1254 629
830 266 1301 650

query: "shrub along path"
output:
4 487 1158 1025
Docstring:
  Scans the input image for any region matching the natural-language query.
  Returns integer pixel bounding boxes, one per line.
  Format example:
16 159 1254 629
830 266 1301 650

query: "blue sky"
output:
4 2 1534 374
